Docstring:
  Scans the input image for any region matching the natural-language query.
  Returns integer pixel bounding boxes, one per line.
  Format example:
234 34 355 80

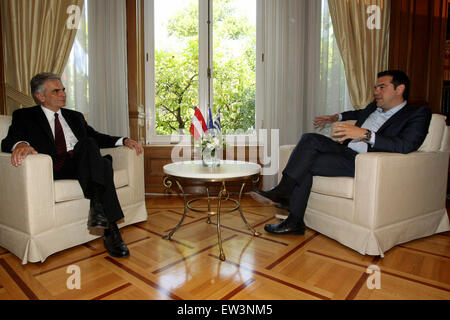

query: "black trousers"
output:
282 133 358 225
54 137 124 223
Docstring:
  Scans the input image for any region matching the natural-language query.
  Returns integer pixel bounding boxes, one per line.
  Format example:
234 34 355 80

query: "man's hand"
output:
331 122 368 143
124 138 143 156
313 114 339 129
11 143 38 167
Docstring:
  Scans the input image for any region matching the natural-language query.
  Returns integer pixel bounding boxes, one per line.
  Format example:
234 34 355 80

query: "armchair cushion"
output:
441 126 449 152
418 114 446 152
54 168 129 203
0 116 10 143
312 176 354 199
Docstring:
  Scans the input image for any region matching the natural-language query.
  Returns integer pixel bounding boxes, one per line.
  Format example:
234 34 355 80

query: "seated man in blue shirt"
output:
252 70 432 236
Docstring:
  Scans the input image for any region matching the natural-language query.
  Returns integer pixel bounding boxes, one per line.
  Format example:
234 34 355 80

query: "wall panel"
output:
389 0 448 113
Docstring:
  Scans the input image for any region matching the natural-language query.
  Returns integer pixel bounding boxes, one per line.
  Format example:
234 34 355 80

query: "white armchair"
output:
278 114 450 257
0 115 148 264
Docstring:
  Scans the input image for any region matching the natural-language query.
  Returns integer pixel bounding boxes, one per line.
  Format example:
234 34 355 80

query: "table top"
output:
163 160 261 181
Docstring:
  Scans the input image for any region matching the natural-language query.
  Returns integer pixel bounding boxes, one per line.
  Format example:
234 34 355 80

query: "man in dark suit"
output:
252 70 432 235
1 73 144 258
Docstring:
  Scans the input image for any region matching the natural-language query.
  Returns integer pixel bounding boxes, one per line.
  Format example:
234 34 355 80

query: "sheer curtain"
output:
316 0 353 136
261 0 350 188
261 0 320 189
263 0 321 147
62 3 89 115
262 0 352 144
88 0 129 137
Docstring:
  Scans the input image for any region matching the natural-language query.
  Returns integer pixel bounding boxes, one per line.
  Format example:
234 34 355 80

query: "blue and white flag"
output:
213 107 221 132
207 106 222 134
207 105 215 131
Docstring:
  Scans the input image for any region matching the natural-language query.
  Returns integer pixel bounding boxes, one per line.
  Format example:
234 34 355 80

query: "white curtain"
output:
62 3 89 115
263 0 321 147
262 0 351 188
316 0 353 137
262 0 320 189
88 0 130 137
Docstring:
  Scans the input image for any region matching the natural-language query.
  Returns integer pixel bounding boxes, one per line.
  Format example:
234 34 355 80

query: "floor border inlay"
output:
104 257 183 300
209 254 330 300
266 232 320 270
0 258 39 300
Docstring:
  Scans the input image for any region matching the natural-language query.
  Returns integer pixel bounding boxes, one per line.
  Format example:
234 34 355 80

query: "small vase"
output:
202 148 220 167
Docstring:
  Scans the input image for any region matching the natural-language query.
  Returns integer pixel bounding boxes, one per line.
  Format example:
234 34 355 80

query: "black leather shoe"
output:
264 219 305 235
250 187 290 206
88 200 109 229
104 224 130 258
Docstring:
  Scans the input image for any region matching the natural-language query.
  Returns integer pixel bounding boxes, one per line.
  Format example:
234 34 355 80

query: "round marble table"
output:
162 160 262 261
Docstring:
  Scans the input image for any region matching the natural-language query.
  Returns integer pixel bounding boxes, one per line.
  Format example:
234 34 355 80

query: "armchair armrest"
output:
0 152 55 235
354 151 449 229
278 145 296 182
100 146 145 204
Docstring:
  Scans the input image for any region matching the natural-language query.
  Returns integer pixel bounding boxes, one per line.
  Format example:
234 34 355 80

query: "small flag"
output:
214 107 221 132
189 107 208 140
207 105 215 131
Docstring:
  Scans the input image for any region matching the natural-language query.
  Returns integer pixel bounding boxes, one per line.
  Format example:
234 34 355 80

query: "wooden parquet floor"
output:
0 195 449 300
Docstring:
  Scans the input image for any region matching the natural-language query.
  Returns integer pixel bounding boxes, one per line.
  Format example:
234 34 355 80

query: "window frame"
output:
144 0 264 145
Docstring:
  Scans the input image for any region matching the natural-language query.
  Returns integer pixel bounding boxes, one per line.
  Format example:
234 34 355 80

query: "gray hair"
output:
30 73 62 104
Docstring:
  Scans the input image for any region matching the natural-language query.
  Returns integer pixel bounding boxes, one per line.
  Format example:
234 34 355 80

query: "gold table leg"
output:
162 175 261 261
237 182 261 236
216 181 226 261
206 187 212 224
162 178 188 240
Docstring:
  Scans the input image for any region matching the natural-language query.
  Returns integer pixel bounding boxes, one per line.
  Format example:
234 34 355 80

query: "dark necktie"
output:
54 113 67 171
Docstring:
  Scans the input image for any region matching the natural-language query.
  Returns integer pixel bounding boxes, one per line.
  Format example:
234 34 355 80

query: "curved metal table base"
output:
162 175 261 261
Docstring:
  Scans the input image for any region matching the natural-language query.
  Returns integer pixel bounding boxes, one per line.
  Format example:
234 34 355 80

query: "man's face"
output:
373 75 405 110
37 79 66 112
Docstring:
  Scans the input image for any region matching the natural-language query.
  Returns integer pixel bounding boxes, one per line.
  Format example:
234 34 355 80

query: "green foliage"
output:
155 38 199 135
155 0 256 136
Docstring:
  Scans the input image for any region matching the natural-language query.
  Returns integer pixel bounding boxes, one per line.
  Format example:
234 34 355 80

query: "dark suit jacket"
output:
341 102 432 154
1 106 121 162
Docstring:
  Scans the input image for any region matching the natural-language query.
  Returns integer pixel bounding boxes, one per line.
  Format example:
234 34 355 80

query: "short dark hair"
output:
30 73 61 104
377 70 410 101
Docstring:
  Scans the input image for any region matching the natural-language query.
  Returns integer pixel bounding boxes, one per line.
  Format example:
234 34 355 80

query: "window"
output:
153 0 199 136
145 0 262 144
62 1 89 115
212 0 257 135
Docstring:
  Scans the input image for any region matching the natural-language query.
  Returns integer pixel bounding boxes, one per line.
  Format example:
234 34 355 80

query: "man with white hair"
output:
1 72 144 258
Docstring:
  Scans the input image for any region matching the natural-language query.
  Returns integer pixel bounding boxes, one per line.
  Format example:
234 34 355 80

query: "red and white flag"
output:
189 107 208 140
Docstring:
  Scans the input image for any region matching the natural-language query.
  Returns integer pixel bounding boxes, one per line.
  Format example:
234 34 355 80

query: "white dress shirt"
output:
340 101 407 154
41 106 79 151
